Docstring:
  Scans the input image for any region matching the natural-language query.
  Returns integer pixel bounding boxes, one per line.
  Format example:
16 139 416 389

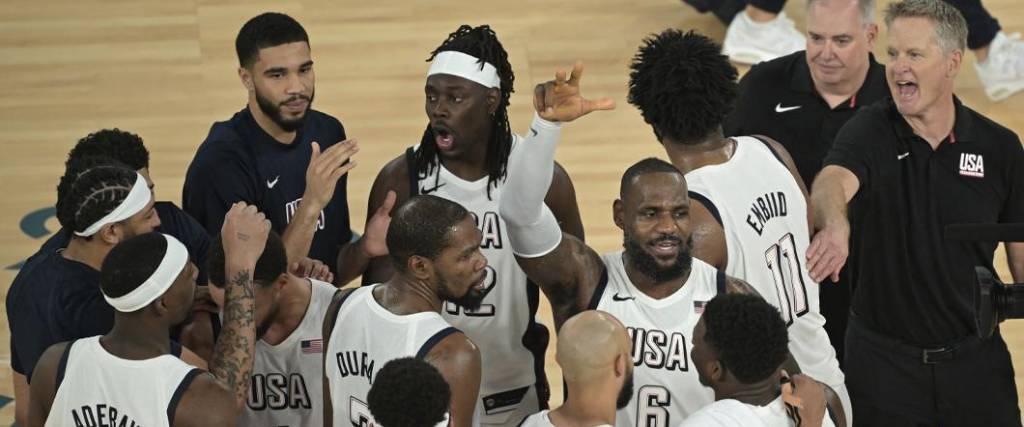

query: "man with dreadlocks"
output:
626 29 849 425
363 24 613 424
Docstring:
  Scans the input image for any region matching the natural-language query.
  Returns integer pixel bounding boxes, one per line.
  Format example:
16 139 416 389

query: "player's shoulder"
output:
680 399 759 426
370 151 415 202
173 372 236 426
154 201 202 229
33 340 73 377
305 109 347 139
378 151 412 181
429 328 480 362
9 252 90 305
202 109 249 149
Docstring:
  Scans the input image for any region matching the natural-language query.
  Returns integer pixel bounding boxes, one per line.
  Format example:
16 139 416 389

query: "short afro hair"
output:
703 293 789 384
386 195 471 272
67 129 149 171
207 229 287 288
628 29 738 144
236 12 310 69
620 157 684 198
101 232 171 300
368 357 450 427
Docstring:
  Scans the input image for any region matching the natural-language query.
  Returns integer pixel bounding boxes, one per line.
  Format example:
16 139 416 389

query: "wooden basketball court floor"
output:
1 0 1023 423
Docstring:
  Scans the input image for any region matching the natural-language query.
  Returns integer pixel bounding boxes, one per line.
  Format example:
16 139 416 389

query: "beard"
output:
255 86 314 132
437 274 485 311
616 371 635 409
623 232 693 283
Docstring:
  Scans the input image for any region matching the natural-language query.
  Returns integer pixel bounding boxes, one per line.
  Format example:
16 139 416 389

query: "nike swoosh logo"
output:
775 103 802 113
898 152 910 160
420 183 446 195
611 293 635 302
267 176 280 189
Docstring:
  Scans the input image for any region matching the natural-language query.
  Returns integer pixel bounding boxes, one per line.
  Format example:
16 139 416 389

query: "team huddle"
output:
7 0 1024 426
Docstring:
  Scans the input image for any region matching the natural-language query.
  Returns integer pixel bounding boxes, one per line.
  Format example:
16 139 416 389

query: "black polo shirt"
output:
825 97 1024 346
724 51 888 187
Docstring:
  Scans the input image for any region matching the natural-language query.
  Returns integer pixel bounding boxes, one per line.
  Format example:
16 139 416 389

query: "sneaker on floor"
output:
722 11 805 65
974 32 1024 101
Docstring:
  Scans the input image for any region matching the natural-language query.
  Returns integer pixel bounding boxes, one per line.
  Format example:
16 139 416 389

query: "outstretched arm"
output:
807 166 860 283
501 62 613 323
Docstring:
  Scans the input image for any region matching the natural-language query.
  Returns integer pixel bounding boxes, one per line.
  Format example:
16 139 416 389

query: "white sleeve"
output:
499 113 564 258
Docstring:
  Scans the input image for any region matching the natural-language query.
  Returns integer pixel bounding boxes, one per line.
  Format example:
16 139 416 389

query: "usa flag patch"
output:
301 339 323 354
694 301 707 314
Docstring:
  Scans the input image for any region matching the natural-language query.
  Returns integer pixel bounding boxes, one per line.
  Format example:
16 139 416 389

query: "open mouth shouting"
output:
433 124 456 151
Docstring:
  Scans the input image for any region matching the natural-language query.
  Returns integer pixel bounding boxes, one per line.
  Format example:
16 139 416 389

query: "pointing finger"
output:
567 61 584 87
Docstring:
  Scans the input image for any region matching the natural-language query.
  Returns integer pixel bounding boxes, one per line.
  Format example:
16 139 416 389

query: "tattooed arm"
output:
206 202 270 410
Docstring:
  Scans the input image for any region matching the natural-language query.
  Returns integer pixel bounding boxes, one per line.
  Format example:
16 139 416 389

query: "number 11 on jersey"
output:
764 233 810 325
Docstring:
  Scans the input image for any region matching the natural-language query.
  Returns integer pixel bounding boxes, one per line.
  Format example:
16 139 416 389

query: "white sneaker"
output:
974 32 1024 101
722 11 806 65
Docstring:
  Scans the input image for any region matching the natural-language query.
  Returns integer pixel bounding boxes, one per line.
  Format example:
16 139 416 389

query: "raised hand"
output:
533 62 616 122
303 140 358 209
361 190 396 258
221 202 272 268
212 202 269 409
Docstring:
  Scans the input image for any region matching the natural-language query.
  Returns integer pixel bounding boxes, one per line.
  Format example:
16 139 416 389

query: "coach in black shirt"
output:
723 0 887 362
184 13 391 285
809 1 1023 425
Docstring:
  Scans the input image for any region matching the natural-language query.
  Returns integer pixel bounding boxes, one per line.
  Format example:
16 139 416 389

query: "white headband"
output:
104 234 188 313
427 51 501 89
74 172 151 237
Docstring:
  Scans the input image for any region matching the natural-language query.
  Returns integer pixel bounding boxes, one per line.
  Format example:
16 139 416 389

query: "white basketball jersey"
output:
45 336 200 427
684 136 844 389
593 252 722 427
412 136 547 422
519 410 613 427
239 279 336 427
325 285 458 427
678 397 837 427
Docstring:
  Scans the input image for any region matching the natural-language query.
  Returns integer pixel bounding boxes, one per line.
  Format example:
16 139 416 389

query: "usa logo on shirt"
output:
694 300 707 314
959 153 985 178
301 339 323 354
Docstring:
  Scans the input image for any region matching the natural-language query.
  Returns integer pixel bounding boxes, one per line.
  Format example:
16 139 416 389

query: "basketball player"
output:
40 129 213 284
362 25 612 423
368 358 452 427
28 202 269 426
205 229 337 425
7 150 218 425
626 29 849 424
323 195 485 427
684 293 838 427
184 12 393 284
9 162 164 400
518 310 633 427
500 111 762 427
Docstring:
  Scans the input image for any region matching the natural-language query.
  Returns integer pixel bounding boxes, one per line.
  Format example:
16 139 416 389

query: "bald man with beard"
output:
519 311 633 427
